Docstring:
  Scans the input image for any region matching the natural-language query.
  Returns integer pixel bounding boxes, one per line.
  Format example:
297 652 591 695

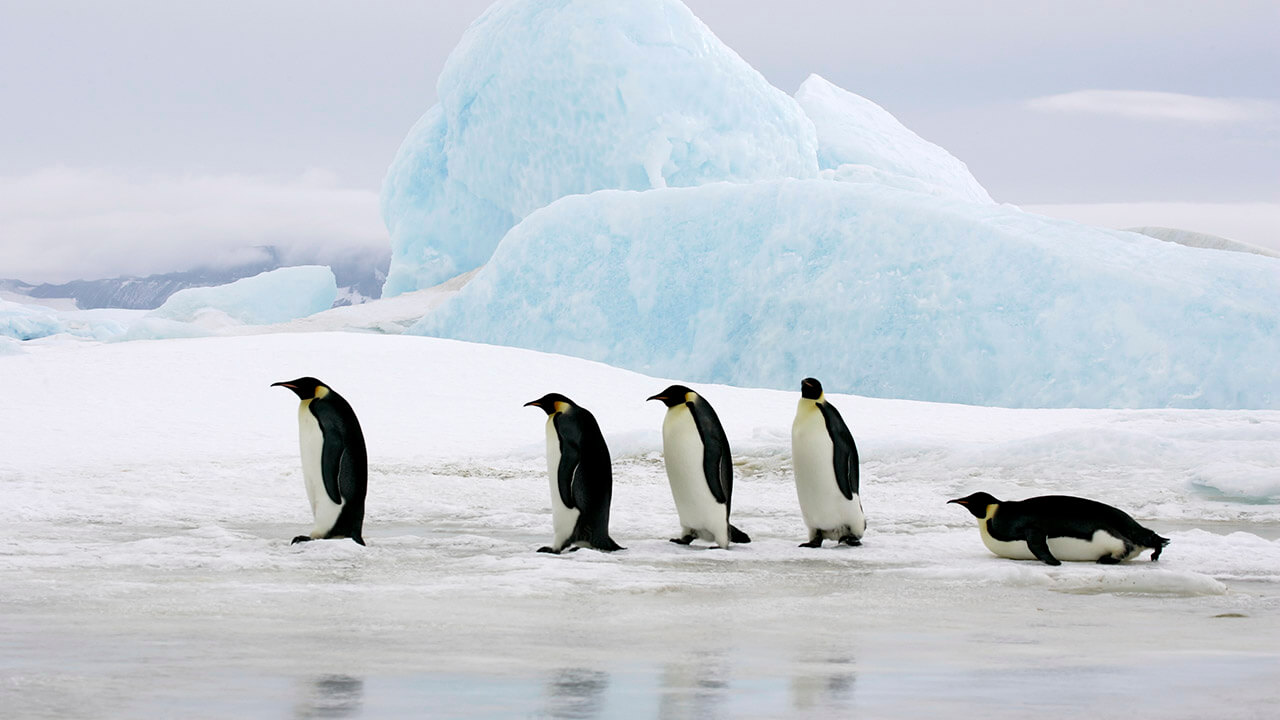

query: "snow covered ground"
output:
3 331 1278 718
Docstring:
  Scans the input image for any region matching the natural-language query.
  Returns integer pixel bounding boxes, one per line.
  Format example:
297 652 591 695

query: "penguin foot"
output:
537 546 560 554
669 535 696 546
290 535 312 545
838 535 862 547
1096 554 1121 565
799 538 824 548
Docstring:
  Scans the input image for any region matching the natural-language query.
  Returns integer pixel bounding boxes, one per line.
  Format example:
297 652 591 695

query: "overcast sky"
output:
2 0 1277 282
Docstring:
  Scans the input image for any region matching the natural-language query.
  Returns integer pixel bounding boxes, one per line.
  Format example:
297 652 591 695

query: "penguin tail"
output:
1148 533 1170 561
594 536 625 552
729 524 752 544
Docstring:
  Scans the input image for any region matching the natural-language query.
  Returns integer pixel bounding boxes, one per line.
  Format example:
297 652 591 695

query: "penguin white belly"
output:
545 417 580 547
662 406 727 542
298 402 344 538
792 404 864 537
978 520 1129 562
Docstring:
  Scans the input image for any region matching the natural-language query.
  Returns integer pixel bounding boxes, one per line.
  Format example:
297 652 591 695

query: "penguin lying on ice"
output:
272 377 367 546
525 393 624 554
948 492 1169 565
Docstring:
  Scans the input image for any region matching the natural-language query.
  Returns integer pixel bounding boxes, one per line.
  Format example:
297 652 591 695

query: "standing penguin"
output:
524 393 624 554
647 385 751 549
948 492 1169 565
791 378 865 548
272 376 367 546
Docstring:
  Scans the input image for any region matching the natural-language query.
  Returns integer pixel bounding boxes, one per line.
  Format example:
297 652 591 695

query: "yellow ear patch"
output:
684 391 697 403
315 385 330 400
553 401 570 414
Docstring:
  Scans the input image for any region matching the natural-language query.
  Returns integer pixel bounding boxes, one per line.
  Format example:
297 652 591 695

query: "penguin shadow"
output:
657 654 730 720
789 656 856 713
543 667 611 720
292 674 364 720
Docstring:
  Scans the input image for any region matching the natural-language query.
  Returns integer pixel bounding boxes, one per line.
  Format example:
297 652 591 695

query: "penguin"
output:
524 393 624 554
271 377 367 546
647 385 750 549
791 378 865 548
948 492 1170 565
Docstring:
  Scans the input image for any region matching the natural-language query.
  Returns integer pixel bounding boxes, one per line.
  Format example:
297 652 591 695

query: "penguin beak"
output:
947 498 967 506
646 394 666 402
523 400 542 408
271 381 297 390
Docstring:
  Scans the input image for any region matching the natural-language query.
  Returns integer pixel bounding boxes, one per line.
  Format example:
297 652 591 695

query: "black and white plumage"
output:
791 378 865 548
647 385 750 549
948 492 1170 565
524 393 623 554
272 376 367 546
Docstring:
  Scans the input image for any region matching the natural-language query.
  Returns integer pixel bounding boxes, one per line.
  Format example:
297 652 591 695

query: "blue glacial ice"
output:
415 180 1280 409
0 300 67 340
380 0 820 295
149 266 337 326
795 74 993 205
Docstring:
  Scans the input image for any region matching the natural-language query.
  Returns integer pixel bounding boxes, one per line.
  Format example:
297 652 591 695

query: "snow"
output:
149 265 337 325
380 0 819 295
415 179 1280 409
796 74 993 204
2 331 1278 717
1129 225 1280 258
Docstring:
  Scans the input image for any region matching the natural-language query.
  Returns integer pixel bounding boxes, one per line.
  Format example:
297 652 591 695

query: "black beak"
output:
271 381 297 389
947 498 967 505
523 400 541 408
646 394 666 402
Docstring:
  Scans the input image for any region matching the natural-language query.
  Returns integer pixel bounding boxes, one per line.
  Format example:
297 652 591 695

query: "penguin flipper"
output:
554 440 581 511
1025 531 1061 566
818 402 859 501
728 524 751 544
686 400 731 505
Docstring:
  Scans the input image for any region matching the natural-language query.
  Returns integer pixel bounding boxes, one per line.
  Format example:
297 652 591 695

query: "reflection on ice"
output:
790 656 856 712
658 654 729 720
544 668 609 719
293 675 364 720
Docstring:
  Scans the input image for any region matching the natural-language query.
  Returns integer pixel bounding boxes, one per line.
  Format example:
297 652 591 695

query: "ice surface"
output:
380 0 819 295
415 179 1280 409
2 332 1279 717
1129 225 1280 258
796 74 993 204
149 265 337 326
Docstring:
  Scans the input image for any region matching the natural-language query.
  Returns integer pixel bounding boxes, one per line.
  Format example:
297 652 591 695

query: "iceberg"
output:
381 0 820 295
149 266 338 326
415 180 1280 409
796 74 993 204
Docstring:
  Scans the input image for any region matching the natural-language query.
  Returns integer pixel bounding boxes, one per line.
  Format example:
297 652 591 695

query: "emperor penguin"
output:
791 378 865 548
524 393 624 554
948 492 1169 565
272 377 367 546
647 385 751 549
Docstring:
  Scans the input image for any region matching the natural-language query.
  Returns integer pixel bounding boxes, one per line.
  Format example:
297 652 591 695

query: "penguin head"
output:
272 376 331 401
647 384 695 408
947 491 1001 519
800 377 824 401
524 392 575 416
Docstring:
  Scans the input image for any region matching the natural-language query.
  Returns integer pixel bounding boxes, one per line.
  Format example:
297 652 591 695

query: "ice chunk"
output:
381 0 820 295
0 299 67 340
149 266 337 326
414 179 1280 409
795 74 993 204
